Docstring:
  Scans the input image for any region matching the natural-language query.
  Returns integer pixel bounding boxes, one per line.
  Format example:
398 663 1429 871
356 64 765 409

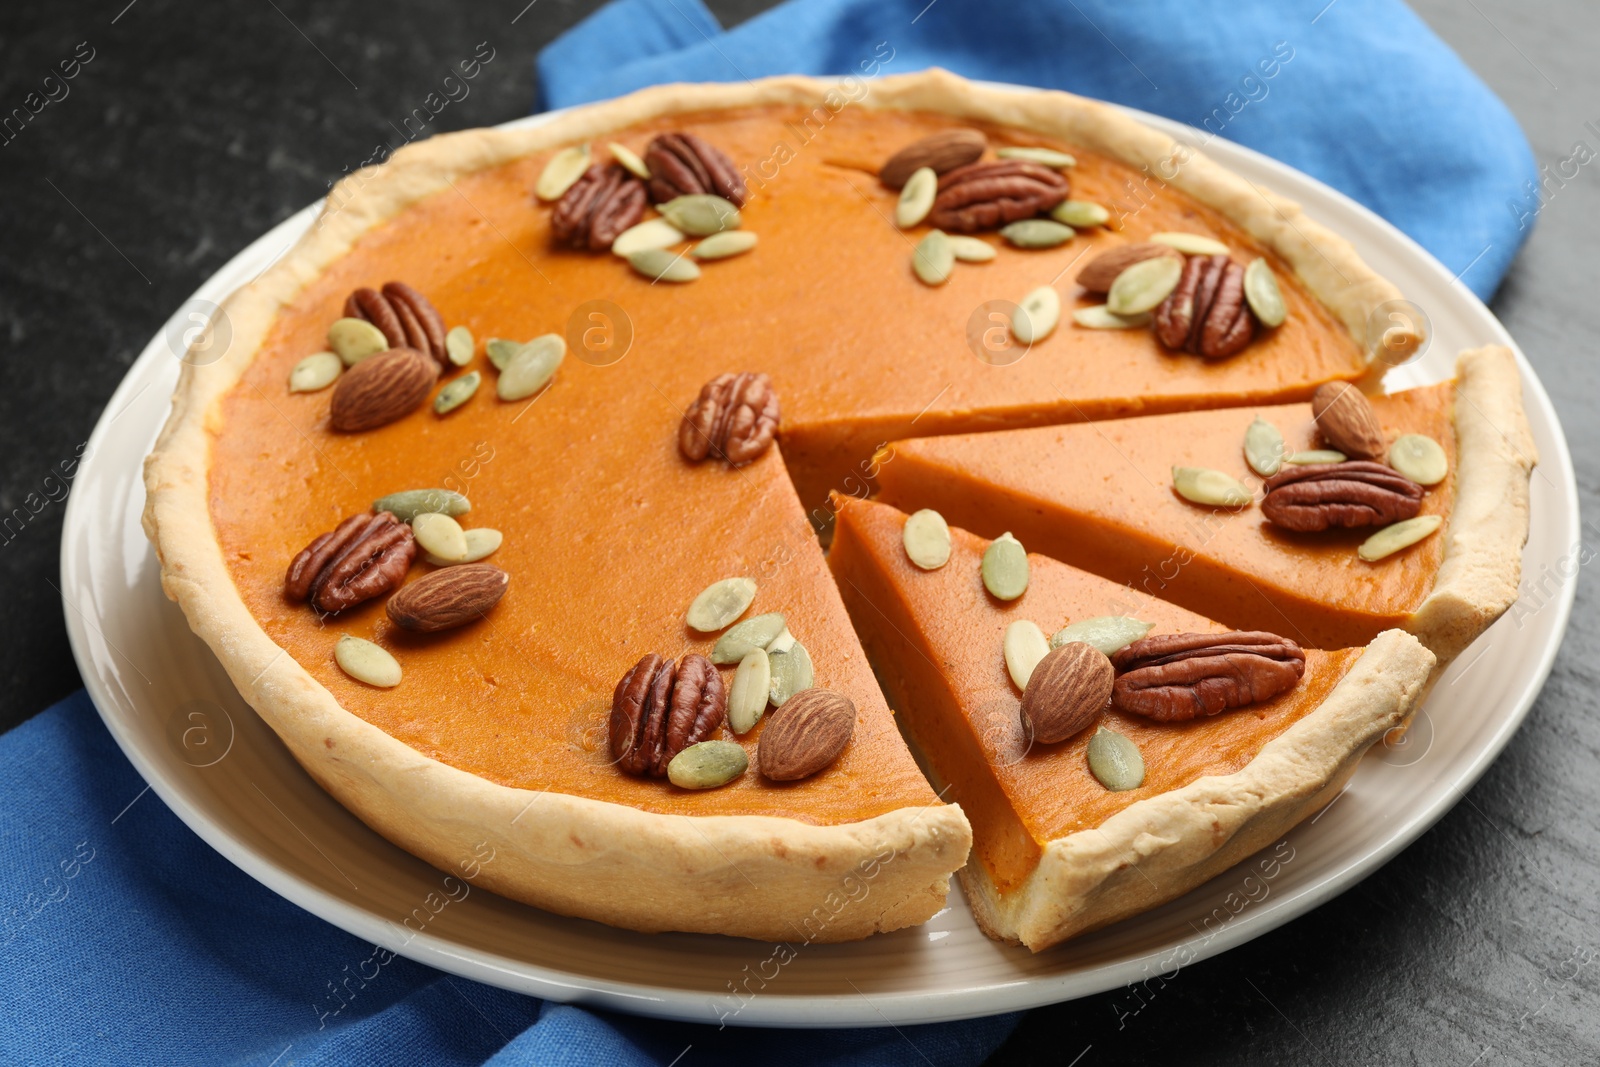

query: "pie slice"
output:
829 495 1434 950
875 346 1535 666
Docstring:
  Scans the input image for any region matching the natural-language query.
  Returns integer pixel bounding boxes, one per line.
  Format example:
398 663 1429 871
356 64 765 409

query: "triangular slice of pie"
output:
874 346 1534 669
829 495 1433 950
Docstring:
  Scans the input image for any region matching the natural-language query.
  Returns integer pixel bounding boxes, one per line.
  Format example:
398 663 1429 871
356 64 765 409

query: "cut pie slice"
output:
875 346 1535 666
829 495 1434 950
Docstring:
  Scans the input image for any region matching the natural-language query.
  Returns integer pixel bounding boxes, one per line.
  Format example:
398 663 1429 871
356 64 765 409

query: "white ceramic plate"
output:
60 88 1577 1028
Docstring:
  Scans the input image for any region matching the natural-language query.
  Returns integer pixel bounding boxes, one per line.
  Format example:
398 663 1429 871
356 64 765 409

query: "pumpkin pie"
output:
143 71 1446 942
828 495 1434 949
876 346 1536 665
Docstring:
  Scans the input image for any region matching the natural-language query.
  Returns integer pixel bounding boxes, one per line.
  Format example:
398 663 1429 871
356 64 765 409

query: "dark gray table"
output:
1 1 1592 1062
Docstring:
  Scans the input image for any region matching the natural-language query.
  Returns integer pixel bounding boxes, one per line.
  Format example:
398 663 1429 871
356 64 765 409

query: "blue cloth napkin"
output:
538 0 1537 299
7 2 1538 1063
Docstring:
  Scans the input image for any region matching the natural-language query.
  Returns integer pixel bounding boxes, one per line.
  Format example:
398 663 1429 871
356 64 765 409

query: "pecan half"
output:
678 372 780 467
609 652 726 777
644 132 748 207
1260 461 1424 532
1112 631 1305 722
550 163 647 252
285 510 417 614
345 282 448 366
1153 254 1256 358
928 160 1069 232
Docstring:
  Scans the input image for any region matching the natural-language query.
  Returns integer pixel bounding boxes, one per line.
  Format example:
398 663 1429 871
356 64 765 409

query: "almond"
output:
1311 381 1387 460
878 129 986 190
1019 641 1113 744
385 563 508 632
757 688 855 781
329 346 437 432
1074 242 1182 294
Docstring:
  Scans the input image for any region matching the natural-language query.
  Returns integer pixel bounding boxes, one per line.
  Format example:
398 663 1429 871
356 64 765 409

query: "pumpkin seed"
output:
686 577 756 632
1389 434 1448 486
627 248 701 283
485 338 521 371
1087 727 1144 791
913 229 954 286
289 352 341 393
667 740 748 789
982 532 1029 601
995 146 1077 168
1244 258 1287 327
896 166 937 228
1011 286 1061 344
1000 219 1075 249
768 641 814 707
608 141 650 179
902 508 952 570
443 325 474 366
711 612 787 664
1286 449 1346 465
692 230 758 260
1244 417 1286 476
334 634 401 688
611 217 684 257
1172 466 1253 508
947 235 996 262
1358 514 1443 562
727 649 772 735
425 527 502 567
658 194 740 236
497 334 566 401
535 144 591 200
1050 616 1154 656
327 317 389 365
1003 620 1051 690
411 512 469 563
766 628 797 655
433 370 480 415
1150 231 1229 256
1071 304 1150 330
1107 255 1184 316
1050 200 1110 228
373 488 470 522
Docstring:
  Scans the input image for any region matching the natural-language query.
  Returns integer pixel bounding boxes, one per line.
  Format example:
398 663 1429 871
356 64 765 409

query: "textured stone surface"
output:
0 1 1593 1062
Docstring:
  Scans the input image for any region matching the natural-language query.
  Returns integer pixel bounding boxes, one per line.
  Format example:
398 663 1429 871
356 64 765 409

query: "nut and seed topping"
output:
711 612 787 664
930 159 1069 232
372 488 469 522
1389 433 1449 486
535 144 592 201
411 512 468 563
1260 461 1424 531
1153 254 1256 358
981 532 1029 601
685 576 757 632
1051 200 1109 228
551 163 647 251
692 230 758 259
1000 218 1074 249
424 527 502 567
767 641 814 707
679 372 780 467
1003 620 1051 690
1244 417 1287 477
658 194 741 236
1075 242 1181 293
497 334 566 402
290 352 342 393
902 508 952 570
609 652 727 778
1112 630 1305 721
1011 286 1061 344
1311 381 1387 460
1285 449 1347 465
1071 305 1150 330
913 229 954 286
667 740 748 790
947 235 996 262
896 166 937 228
1358 514 1443 561
727 649 772 735
329 346 438 432
334 634 402 688
1243 258 1287 327
327 318 389 366
1050 616 1154 657
1150 232 1229 256
286 510 417 614
757 688 854 781
1172 466 1253 508
385 563 508 632
345 282 449 366
878 128 986 189
607 141 651 179
444 325 474 367
994 146 1077 168
627 248 701 283
644 132 748 206
611 217 685 257
1107 254 1184 316
1086 727 1144 791
433 371 480 415
1020 641 1114 744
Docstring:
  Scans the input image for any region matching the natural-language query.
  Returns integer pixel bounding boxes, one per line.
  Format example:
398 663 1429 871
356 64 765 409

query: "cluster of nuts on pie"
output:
875 128 1290 357
1174 380 1451 562
899 506 1307 791
537 131 755 282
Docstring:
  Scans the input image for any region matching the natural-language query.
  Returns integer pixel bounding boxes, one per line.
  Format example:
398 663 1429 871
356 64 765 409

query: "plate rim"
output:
59 84 1579 1027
